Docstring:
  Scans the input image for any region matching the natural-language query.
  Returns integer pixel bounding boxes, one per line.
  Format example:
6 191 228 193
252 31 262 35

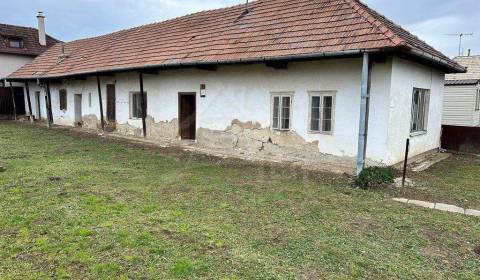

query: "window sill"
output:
410 131 427 137
308 130 333 135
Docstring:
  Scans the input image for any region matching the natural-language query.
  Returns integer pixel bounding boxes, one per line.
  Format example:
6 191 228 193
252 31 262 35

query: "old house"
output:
7 0 464 173
0 13 59 119
443 55 480 127
441 54 480 154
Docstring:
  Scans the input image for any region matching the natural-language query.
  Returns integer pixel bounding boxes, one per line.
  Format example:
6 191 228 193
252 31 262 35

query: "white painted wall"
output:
443 84 480 127
23 57 445 165
0 53 33 80
387 57 445 164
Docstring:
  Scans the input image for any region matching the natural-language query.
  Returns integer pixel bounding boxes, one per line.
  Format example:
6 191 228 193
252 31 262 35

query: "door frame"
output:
178 92 196 140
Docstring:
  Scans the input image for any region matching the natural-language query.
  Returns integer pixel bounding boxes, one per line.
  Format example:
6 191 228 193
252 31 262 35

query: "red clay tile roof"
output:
0 23 59 56
9 0 463 79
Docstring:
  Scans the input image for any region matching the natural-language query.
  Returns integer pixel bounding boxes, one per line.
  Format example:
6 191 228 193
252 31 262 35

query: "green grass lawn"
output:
0 122 479 279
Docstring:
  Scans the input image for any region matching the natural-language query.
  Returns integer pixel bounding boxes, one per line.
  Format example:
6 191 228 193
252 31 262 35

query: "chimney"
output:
37 12 46 46
468 49 471 56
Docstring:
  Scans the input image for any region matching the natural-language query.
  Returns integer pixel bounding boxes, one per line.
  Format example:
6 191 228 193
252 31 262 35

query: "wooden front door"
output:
178 93 196 140
106 84 116 122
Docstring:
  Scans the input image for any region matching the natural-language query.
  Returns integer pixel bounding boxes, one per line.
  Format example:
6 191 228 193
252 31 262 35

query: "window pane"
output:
272 96 279 129
411 88 430 132
310 96 320 131
411 90 419 132
322 119 332 132
9 40 21 48
312 96 320 108
136 94 143 118
281 96 290 129
132 94 138 118
323 96 333 108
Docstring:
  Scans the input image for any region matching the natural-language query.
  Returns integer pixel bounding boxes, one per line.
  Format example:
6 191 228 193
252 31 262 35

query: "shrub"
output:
355 166 395 189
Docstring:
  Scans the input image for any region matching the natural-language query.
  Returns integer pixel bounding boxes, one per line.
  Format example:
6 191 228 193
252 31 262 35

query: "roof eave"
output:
8 49 377 81
406 48 466 73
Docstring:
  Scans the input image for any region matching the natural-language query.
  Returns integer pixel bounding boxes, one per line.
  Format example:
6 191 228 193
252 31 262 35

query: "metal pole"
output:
356 53 370 175
96 75 105 132
139 72 147 138
8 81 17 120
45 81 53 128
25 81 34 122
402 138 410 188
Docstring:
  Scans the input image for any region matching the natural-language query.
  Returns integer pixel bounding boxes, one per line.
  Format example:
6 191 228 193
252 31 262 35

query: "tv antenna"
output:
446 33 473 56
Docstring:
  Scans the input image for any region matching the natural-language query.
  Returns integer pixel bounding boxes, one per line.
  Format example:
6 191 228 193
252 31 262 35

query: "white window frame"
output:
129 91 147 119
308 91 336 134
475 88 480 111
410 88 430 134
271 92 293 131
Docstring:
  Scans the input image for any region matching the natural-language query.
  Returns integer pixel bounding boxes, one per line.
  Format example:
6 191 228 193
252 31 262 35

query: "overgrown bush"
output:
355 166 395 189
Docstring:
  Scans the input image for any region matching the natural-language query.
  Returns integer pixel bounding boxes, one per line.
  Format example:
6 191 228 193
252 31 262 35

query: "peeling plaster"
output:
81 114 101 130
115 115 178 139
197 119 321 159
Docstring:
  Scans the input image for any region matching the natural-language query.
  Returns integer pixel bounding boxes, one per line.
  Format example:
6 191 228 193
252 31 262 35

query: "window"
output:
59 89 67 110
8 38 22 48
410 88 430 133
309 92 335 133
130 92 147 119
475 88 480 111
88 92 92 108
271 93 292 130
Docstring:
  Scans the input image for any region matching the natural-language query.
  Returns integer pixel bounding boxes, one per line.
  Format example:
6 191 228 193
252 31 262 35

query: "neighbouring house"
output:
7 0 464 173
443 55 480 127
441 54 480 154
0 12 59 119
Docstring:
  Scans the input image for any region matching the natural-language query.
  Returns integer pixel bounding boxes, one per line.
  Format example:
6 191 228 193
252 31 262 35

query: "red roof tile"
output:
0 23 59 56
9 0 463 79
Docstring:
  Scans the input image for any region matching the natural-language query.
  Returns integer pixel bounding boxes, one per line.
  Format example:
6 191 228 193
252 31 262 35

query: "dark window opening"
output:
59 89 67 110
8 38 23 48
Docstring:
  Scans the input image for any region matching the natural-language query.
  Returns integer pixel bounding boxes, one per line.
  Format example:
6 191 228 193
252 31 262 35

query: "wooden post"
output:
139 72 147 138
8 81 17 120
25 81 34 122
45 80 53 128
96 74 105 132
402 138 410 188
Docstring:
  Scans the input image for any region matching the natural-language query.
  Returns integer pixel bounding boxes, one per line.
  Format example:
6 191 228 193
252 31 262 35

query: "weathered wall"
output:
20 57 445 166
387 57 446 164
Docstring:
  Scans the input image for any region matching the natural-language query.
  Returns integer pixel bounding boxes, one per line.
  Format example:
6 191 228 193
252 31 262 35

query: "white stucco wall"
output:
23 57 445 165
0 53 33 88
386 57 445 164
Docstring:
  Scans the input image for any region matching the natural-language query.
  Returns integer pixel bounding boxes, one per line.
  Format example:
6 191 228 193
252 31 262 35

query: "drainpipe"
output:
356 53 372 175
139 72 147 138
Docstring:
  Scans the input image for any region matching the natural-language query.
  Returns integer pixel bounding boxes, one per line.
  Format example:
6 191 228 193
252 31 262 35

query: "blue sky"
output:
1 0 478 58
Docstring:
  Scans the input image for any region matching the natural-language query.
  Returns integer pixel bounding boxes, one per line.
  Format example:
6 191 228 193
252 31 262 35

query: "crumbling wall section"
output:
197 119 321 160
81 114 101 130
145 115 178 140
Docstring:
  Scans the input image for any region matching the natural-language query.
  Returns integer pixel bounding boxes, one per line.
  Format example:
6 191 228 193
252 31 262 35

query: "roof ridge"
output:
343 0 406 47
